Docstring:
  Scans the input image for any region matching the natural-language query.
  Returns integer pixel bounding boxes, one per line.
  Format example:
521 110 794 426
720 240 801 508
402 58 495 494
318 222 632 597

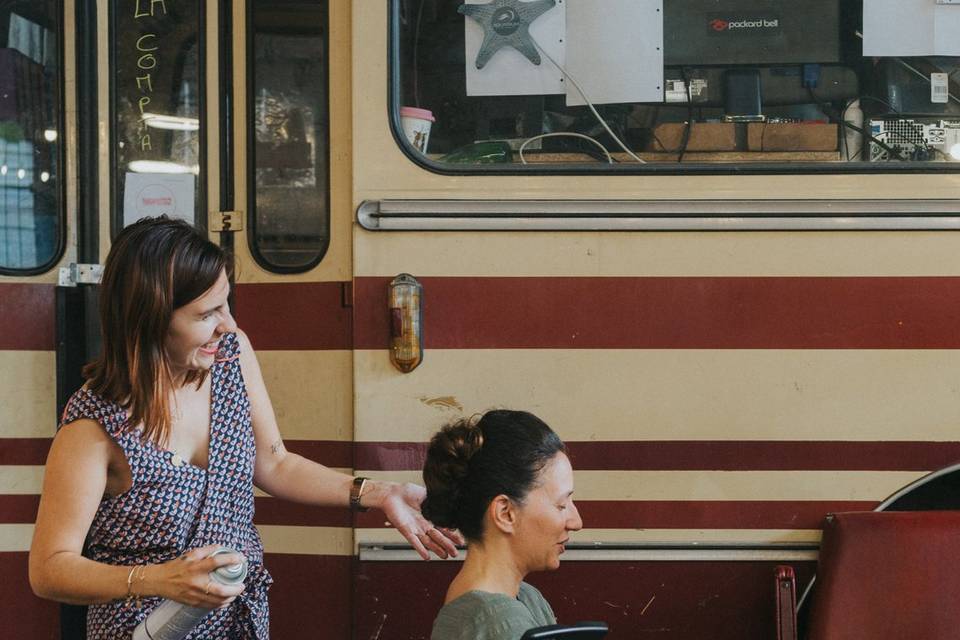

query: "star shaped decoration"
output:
459 0 557 70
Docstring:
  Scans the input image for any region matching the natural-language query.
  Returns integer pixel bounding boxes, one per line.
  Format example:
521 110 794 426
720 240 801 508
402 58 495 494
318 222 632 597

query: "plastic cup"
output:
399 106 435 154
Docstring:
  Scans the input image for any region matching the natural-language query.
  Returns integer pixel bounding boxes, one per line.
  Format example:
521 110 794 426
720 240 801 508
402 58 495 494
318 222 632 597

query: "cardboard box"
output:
648 123 737 152
747 123 838 151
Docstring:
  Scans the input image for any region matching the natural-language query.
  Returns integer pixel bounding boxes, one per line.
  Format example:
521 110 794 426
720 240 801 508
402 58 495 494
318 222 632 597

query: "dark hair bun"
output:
421 418 484 529
422 410 565 541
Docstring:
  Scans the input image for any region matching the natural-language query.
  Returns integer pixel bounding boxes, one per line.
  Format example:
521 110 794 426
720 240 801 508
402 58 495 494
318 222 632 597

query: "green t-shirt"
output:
431 582 557 640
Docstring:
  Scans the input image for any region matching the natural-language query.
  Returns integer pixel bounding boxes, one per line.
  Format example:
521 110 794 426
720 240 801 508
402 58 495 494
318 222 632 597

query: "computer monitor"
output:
663 0 841 66
661 0 853 116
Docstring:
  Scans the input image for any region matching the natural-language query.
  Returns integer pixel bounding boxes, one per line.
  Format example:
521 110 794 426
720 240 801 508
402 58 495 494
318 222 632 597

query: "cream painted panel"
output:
354 349 960 442
360 470 923 502
356 528 822 547
355 230 960 277
352 2 960 202
257 350 353 441
0 352 56 437
0 524 34 552
257 525 352 556
0 467 45 495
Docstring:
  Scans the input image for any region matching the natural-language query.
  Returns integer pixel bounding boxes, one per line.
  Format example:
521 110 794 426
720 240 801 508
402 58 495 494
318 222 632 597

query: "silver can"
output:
132 547 247 640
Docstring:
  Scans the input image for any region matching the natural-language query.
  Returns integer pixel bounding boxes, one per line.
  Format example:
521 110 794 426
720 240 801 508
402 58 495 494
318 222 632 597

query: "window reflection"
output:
250 0 329 271
0 2 61 271
113 1 201 229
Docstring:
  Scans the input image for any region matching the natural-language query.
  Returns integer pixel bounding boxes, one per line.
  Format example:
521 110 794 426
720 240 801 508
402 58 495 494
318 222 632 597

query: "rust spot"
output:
420 396 463 412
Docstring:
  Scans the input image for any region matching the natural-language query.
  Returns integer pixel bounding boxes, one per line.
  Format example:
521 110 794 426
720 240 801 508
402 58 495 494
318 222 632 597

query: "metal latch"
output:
58 263 104 287
210 210 244 232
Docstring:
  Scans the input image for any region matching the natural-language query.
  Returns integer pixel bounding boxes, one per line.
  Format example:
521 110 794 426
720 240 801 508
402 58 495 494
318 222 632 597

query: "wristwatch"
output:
350 476 369 512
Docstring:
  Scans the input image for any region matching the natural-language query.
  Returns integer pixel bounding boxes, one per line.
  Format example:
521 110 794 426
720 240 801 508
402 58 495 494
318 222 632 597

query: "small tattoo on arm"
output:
270 440 285 456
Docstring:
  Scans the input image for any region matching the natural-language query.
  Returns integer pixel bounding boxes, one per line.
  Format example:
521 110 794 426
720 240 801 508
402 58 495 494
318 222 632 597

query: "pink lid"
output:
400 106 435 122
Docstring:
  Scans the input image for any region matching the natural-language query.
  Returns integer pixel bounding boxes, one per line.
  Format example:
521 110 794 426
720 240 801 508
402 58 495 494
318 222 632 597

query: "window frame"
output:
0 0 68 276
386 0 960 178
245 0 332 275
107 0 207 239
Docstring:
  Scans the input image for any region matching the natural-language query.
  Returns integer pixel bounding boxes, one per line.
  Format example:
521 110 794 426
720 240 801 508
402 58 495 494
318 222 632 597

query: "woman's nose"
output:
567 501 583 531
218 309 238 334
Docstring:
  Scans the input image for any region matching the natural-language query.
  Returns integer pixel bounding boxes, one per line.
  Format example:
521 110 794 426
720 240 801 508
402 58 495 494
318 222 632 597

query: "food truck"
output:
3 1 960 637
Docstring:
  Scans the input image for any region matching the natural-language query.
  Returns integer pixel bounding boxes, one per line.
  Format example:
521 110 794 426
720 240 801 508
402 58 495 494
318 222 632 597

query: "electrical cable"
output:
807 88 907 161
518 132 613 164
530 38 645 163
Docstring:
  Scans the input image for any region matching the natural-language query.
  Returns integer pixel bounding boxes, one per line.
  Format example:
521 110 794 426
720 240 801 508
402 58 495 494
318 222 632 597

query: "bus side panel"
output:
235 281 354 637
0 282 60 637
350 233 960 639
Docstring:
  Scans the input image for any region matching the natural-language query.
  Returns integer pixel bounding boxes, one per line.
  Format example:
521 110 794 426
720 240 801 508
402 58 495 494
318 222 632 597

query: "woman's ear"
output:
488 494 517 534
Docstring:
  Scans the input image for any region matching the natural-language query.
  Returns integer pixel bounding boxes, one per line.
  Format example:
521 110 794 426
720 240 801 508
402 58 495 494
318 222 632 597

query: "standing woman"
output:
423 410 583 640
29 217 459 639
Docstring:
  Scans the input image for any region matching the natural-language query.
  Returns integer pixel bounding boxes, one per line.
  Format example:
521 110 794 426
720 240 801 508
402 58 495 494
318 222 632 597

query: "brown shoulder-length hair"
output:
83 216 230 446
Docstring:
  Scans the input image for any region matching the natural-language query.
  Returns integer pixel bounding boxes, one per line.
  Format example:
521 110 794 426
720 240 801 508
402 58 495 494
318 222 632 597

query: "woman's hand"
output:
371 482 464 560
147 544 246 609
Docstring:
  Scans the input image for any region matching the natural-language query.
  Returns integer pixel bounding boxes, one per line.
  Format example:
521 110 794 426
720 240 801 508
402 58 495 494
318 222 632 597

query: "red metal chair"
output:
776 510 960 640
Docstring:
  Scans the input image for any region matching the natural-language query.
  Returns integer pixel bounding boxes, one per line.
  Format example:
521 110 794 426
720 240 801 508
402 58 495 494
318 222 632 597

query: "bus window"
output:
112 0 202 231
249 0 329 272
0 1 63 273
391 0 960 173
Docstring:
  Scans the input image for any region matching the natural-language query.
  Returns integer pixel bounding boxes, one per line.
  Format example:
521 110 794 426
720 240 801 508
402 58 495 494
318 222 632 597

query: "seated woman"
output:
423 410 583 640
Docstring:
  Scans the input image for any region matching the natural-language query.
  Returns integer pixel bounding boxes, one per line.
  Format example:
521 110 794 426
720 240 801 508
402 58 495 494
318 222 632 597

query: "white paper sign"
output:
465 0 566 97
564 0 664 106
122 172 196 227
864 0 960 56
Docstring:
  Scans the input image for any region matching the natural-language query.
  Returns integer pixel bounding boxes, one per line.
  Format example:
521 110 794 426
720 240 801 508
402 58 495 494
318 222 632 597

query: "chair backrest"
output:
520 622 609 639
806 510 960 640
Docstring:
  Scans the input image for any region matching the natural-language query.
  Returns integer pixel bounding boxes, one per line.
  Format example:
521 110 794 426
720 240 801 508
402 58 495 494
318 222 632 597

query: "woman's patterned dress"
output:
60 332 271 639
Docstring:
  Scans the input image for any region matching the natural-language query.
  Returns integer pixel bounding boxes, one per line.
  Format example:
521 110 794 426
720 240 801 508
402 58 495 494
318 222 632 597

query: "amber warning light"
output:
388 273 423 373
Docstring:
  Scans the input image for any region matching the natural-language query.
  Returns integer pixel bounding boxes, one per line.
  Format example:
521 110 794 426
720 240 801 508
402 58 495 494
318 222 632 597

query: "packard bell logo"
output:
711 17 780 31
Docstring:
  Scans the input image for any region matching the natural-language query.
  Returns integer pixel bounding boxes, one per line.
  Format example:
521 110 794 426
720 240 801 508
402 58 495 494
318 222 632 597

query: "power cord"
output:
518 132 613 164
530 37 645 163
807 88 906 161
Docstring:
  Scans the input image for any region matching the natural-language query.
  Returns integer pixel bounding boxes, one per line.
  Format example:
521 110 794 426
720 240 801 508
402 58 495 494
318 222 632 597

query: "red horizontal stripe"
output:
355 276 960 349
575 500 875 530
355 440 960 471
283 440 354 468
0 438 52 465
0 552 60 638
234 282 352 350
356 499 874 530
254 497 352 527
0 283 55 350
356 559 818 640
0 495 40 523
264 554 351 639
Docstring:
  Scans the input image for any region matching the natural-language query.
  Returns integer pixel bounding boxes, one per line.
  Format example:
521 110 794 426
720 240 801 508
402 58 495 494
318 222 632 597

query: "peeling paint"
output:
419 396 463 412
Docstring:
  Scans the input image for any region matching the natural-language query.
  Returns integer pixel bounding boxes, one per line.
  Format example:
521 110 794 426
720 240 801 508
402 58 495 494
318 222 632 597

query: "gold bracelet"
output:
124 565 137 607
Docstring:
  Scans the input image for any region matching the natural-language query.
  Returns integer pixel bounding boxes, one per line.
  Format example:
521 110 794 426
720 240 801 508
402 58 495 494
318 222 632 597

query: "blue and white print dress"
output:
60 332 272 639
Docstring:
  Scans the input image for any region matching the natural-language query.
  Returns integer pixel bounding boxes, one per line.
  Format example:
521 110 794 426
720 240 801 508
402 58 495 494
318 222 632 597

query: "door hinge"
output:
58 263 104 287
210 210 244 232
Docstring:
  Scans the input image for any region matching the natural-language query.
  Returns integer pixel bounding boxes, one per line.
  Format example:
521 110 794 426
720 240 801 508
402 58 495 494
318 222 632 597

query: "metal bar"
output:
358 199 960 231
358 542 819 562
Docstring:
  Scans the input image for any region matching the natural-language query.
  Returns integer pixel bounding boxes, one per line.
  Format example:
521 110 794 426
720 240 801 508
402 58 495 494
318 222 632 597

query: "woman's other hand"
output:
372 482 464 560
149 544 246 609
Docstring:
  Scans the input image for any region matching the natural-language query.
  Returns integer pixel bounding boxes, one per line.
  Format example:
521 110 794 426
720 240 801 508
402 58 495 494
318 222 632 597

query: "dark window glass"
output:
393 0 960 172
0 1 63 272
112 0 202 230
250 0 329 271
